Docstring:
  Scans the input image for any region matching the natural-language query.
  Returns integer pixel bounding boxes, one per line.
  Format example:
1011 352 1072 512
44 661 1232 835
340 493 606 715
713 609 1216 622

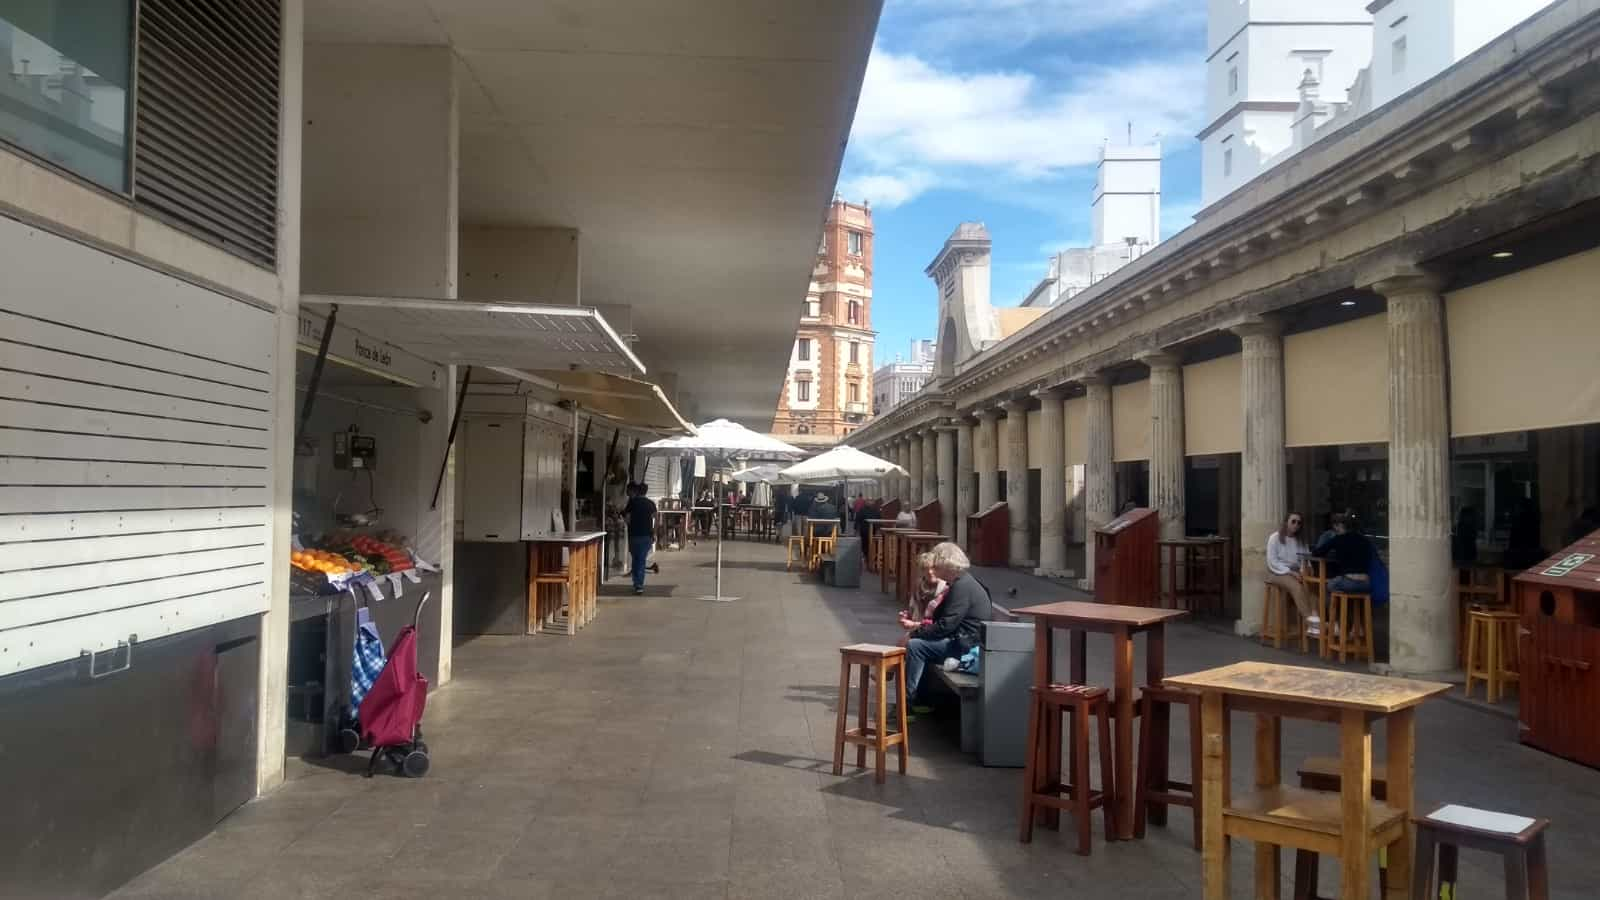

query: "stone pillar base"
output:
1033 567 1076 580
1233 619 1261 638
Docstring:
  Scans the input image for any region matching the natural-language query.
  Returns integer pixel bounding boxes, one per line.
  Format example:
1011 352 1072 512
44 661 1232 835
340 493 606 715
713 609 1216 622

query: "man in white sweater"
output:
1266 513 1319 637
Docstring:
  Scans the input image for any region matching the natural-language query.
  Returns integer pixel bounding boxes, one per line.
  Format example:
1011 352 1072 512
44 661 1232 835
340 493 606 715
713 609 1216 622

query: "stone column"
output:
907 433 924 506
1002 399 1033 567
1035 385 1070 575
891 440 906 502
1377 271 1454 674
975 409 1001 510
921 429 939 511
1233 318 1287 637
936 425 957 538
1142 352 1186 541
956 417 976 546
1083 375 1115 588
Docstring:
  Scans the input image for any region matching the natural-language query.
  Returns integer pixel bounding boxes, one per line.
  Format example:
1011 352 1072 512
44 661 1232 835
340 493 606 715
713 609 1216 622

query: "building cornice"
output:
1196 101 1301 141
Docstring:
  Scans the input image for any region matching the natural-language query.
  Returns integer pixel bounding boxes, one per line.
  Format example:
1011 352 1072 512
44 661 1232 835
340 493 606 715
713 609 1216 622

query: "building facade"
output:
774 199 877 437
874 356 934 415
1022 142 1163 309
851 3 1600 678
1201 0 1557 205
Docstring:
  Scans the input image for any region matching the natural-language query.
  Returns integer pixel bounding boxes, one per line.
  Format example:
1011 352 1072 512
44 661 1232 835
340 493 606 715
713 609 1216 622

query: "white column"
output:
1083 374 1115 588
921 429 939 510
976 409 1000 511
302 42 458 689
936 425 957 538
1002 399 1033 567
1233 319 1287 637
1377 272 1454 674
956 417 976 546
893 439 908 503
908 433 924 506
1142 352 1186 541
1035 385 1069 575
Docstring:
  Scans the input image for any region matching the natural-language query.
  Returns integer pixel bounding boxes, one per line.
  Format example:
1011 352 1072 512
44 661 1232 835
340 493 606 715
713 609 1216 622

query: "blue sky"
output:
840 0 1209 361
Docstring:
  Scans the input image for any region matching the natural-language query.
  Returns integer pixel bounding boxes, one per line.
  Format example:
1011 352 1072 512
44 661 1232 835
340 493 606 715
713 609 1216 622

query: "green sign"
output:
1542 553 1595 577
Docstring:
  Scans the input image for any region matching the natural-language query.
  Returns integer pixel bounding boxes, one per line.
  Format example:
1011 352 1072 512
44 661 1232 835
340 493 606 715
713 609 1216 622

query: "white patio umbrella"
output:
777 445 906 483
641 420 804 601
730 464 784 483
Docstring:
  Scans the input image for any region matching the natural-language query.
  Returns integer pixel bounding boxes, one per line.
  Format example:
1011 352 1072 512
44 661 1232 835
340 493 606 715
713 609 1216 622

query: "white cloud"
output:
840 48 1204 207
888 0 1203 55
837 170 937 210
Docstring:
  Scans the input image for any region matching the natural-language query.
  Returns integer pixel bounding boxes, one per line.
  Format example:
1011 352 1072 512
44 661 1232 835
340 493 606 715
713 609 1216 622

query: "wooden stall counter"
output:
527 531 605 636
1095 507 1158 607
1514 529 1600 768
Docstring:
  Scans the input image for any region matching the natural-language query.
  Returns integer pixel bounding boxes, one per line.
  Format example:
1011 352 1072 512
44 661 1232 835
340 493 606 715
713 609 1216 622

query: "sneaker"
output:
1304 616 1321 637
633 587 644 595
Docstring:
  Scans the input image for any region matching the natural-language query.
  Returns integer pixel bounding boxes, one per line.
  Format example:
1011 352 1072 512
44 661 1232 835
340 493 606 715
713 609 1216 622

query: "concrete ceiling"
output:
305 1 882 428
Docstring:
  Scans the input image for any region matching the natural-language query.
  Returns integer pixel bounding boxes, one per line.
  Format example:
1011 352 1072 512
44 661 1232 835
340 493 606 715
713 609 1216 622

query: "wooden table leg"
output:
1201 691 1230 900
1147 625 1170 827
1255 713 1282 899
525 544 539 635
832 657 850 776
1034 619 1060 829
1384 708 1415 900
1338 709 1372 900
874 657 889 784
1112 629 1136 839
856 662 869 770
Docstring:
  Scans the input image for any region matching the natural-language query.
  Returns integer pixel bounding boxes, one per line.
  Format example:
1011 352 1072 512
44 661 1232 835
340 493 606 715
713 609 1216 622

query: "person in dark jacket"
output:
1313 513 1373 594
901 542 986 711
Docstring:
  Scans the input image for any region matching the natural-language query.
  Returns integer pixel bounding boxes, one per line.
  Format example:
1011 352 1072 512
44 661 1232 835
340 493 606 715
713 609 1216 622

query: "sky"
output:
840 0 1210 363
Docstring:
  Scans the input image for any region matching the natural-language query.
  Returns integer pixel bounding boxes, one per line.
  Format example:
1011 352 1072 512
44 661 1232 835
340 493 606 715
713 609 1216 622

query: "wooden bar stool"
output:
832 644 909 784
1133 683 1202 850
809 534 837 571
1019 684 1117 855
1465 606 1521 703
1322 590 1374 663
1413 804 1550 900
1261 581 1308 652
1290 757 1390 900
785 533 806 571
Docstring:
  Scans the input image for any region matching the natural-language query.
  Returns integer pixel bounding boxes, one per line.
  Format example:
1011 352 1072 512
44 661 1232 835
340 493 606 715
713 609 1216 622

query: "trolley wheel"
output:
401 749 430 778
338 728 361 754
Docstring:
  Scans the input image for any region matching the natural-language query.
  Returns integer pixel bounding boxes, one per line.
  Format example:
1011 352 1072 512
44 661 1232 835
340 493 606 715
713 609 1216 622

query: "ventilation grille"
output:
134 0 281 268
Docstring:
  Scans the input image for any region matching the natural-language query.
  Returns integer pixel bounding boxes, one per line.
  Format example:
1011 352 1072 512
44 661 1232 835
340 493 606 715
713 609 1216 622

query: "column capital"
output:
999 397 1029 414
1135 350 1182 372
971 406 1002 422
1358 259 1449 297
1030 383 1071 402
1076 370 1112 388
1229 315 1283 339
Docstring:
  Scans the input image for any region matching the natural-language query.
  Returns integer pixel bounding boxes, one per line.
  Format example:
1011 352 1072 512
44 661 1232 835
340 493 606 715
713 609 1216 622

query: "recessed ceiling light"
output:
1491 250 1515 259
1340 300 1357 307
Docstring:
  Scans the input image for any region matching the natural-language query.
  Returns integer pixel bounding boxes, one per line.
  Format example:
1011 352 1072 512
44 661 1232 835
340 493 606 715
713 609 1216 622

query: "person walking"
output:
623 482 658 596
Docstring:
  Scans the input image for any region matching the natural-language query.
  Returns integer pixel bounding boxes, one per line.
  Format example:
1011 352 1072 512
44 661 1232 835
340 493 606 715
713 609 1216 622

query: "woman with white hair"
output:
899 542 987 714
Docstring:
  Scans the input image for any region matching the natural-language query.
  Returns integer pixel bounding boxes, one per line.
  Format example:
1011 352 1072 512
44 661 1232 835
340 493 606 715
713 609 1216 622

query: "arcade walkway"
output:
111 542 1597 899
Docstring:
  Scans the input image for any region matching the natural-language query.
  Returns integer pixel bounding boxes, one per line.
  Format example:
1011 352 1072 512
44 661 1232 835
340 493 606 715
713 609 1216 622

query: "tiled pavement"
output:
111 540 1598 899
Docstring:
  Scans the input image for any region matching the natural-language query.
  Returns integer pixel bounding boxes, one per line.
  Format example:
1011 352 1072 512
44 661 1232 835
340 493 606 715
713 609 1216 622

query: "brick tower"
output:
773 198 876 438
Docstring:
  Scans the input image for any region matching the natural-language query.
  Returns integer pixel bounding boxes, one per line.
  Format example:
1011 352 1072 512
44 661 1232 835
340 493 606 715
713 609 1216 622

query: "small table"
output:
1158 537 1227 613
864 518 897 572
1010 601 1190 839
1302 556 1329 618
526 531 606 635
1164 661 1449 900
692 505 716 536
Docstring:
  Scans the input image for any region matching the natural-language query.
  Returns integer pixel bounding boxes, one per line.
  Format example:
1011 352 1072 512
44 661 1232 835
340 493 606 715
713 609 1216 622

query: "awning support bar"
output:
296 303 338 444
430 364 473 511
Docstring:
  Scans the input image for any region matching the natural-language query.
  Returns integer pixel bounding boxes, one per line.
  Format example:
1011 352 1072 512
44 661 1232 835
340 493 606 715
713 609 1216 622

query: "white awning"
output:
302 294 645 376
495 368 694 435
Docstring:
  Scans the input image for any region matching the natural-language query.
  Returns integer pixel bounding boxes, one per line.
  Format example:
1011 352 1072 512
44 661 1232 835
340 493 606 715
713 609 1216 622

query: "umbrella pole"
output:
703 497 737 602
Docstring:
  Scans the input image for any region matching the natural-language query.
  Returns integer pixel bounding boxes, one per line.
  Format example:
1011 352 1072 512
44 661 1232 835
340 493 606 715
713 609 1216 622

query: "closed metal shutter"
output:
133 0 281 268
0 217 276 676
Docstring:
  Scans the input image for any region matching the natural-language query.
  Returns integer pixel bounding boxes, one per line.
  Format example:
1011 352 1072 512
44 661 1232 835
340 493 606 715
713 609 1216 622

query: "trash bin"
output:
979 620 1034 767
825 537 863 588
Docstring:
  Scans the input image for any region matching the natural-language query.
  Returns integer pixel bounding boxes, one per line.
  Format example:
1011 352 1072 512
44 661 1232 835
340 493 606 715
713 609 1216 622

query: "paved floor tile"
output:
106 540 1599 899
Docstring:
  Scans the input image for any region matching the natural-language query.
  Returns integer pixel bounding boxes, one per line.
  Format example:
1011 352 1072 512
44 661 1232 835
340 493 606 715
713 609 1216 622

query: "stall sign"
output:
298 308 442 388
1452 433 1529 456
1338 443 1388 462
1542 553 1595 578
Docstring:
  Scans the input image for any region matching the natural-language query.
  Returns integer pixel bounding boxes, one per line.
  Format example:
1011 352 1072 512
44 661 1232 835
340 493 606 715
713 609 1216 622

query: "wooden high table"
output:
1010 601 1190 839
526 531 605 635
1163 661 1450 900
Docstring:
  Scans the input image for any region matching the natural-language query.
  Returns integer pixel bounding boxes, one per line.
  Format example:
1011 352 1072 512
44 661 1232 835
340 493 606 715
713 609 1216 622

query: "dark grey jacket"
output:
911 571 985 652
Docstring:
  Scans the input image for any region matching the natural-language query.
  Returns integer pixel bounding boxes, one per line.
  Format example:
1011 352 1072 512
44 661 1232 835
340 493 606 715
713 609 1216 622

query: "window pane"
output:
1 1 131 191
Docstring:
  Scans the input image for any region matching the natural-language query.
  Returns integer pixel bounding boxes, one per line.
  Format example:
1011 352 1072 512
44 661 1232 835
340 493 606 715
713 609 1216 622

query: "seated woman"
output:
898 552 945 639
900 542 985 713
1266 512 1319 636
1313 513 1373 596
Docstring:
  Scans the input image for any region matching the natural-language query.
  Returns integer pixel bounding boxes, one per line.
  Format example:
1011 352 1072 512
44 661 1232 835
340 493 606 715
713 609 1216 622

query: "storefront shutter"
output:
1183 354 1242 456
1112 378 1150 462
1285 313 1388 447
1447 248 1600 437
0 218 276 676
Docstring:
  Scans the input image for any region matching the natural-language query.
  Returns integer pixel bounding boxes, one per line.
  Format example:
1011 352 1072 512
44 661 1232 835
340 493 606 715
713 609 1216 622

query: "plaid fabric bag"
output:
351 606 386 715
